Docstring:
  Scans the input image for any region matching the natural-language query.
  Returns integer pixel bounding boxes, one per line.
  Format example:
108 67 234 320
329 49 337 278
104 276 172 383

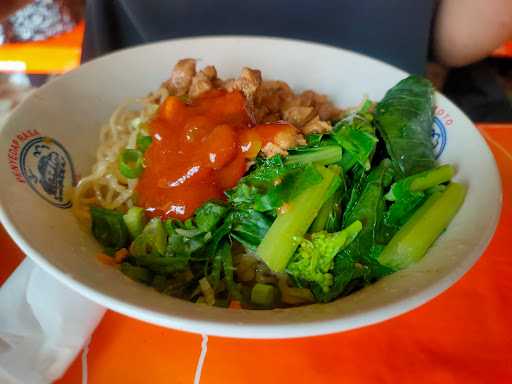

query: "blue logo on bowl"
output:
19 136 76 208
432 116 447 159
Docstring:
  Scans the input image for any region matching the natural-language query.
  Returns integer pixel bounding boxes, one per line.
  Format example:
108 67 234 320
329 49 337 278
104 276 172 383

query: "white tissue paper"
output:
0 258 105 383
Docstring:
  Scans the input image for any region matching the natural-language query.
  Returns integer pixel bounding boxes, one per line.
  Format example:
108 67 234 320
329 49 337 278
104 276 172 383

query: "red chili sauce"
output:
136 89 295 220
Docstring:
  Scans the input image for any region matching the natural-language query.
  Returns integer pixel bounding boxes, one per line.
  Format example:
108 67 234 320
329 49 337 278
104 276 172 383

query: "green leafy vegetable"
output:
257 165 341 272
224 183 260 211
386 164 455 200
194 201 229 232
253 164 323 213
285 145 342 166
91 75 468 309
378 182 467 270
375 75 436 177
384 164 455 228
385 192 425 228
165 219 209 258
120 263 153 284
226 156 324 216
134 254 189 274
221 241 241 300
310 165 345 233
332 112 378 170
243 155 290 186
230 209 272 250
287 220 362 292
312 160 394 301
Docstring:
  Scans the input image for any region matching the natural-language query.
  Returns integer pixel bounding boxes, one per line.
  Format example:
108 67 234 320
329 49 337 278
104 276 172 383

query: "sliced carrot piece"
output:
114 248 129 263
96 252 117 266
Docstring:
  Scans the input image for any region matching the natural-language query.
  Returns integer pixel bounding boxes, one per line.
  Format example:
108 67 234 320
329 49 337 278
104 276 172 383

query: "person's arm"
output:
0 0 31 21
433 0 512 67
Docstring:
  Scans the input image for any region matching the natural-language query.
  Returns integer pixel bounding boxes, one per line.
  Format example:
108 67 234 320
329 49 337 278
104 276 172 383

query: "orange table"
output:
0 22 84 74
493 41 512 59
2 124 512 384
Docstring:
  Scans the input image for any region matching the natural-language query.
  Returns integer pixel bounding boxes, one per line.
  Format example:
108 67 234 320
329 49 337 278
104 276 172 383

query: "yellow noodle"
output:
72 93 161 225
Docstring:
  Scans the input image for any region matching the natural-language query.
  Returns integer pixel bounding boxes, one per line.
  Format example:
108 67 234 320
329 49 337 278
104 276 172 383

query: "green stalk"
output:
257 165 340 272
386 164 455 201
410 164 455 192
310 165 343 233
285 146 342 166
378 182 467 270
123 207 145 238
120 263 153 284
310 193 335 233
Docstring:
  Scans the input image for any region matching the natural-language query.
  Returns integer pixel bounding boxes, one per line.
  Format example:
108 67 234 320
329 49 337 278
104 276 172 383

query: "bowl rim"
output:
0 35 503 338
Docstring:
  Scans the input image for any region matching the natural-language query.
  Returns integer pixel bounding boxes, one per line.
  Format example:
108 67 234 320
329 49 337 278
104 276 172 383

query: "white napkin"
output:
0 258 105 383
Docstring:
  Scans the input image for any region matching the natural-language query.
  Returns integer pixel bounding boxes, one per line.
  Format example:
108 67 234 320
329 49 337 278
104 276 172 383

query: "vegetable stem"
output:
285 146 342 166
311 165 343 233
120 263 153 284
257 165 341 272
410 164 455 192
378 182 467 270
123 207 145 238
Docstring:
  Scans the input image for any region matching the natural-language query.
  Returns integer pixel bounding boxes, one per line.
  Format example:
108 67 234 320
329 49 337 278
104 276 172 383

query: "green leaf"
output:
227 160 324 216
384 164 455 228
225 183 260 210
120 263 153 284
313 160 394 301
243 155 290 186
305 134 323 146
230 209 273 250
332 113 378 170
253 164 323 212
385 191 426 228
310 165 345 233
257 165 341 272
221 241 241 300
375 75 436 177
285 145 342 166
194 201 229 232
379 183 467 270
133 254 189 274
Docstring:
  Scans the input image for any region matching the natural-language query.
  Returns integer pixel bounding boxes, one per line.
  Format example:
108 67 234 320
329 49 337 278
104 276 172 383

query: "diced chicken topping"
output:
164 58 197 96
188 66 218 98
224 67 262 100
282 106 315 128
301 115 333 135
158 59 344 158
261 142 289 157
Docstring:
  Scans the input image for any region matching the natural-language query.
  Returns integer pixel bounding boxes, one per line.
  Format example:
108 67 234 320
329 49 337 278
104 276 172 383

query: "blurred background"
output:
0 0 511 125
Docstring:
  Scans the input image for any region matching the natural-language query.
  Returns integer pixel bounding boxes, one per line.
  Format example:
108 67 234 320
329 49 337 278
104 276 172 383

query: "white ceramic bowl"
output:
0 37 501 338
